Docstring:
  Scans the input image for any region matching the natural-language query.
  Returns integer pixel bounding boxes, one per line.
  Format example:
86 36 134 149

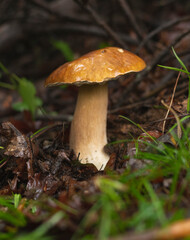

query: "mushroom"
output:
45 47 146 170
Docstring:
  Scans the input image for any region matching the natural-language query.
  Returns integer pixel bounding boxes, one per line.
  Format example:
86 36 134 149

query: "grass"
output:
13 211 64 240
0 195 67 240
71 48 190 239
73 123 190 239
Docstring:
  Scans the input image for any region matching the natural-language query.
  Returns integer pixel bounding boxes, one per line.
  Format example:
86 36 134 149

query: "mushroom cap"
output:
45 47 146 87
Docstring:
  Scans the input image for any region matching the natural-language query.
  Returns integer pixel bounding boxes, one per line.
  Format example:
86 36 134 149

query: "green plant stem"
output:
0 82 15 90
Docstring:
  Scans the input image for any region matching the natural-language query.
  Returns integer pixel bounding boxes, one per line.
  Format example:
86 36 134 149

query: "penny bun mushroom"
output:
45 47 146 170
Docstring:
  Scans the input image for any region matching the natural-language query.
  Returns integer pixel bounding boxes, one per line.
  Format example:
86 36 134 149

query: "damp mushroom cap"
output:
45 47 146 87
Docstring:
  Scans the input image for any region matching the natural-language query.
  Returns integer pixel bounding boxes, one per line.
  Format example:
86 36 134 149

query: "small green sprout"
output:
0 63 42 119
13 194 22 209
51 40 74 62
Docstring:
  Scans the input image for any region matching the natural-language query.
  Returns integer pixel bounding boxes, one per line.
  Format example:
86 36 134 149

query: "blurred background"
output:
0 0 190 136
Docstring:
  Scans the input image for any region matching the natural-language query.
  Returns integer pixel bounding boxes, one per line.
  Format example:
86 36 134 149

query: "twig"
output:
0 21 137 53
29 23 138 45
155 0 178 7
123 29 190 100
29 0 88 24
161 100 182 139
149 113 190 124
162 70 181 133
110 219 190 240
141 30 190 77
136 15 190 53
174 83 188 98
118 0 143 41
74 0 128 49
142 71 176 99
35 113 73 122
110 72 179 114
109 99 152 114
0 159 8 169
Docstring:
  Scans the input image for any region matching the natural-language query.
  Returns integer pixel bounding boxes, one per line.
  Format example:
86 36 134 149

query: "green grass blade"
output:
14 211 64 240
119 115 157 143
143 180 167 226
172 47 189 73
157 65 189 75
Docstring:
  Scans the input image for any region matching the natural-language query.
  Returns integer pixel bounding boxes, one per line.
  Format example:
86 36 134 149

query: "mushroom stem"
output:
70 83 109 170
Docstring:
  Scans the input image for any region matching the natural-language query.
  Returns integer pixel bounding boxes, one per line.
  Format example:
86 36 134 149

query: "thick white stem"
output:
70 83 109 170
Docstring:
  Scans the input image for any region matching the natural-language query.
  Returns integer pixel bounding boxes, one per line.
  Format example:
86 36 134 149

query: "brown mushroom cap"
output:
45 47 146 87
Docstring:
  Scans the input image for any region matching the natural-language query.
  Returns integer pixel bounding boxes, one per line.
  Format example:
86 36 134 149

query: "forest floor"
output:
0 0 190 239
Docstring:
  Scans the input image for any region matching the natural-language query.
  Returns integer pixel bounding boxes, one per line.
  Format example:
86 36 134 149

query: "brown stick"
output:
74 0 128 49
162 70 181 133
29 0 88 24
110 219 190 240
118 0 144 41
125 29 190 97
136 15 190 53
